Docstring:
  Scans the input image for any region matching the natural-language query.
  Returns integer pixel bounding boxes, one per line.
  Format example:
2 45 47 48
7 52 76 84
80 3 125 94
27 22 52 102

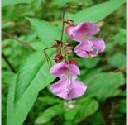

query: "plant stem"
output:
60 5 69 41
2 53 16 73
2 31 36 51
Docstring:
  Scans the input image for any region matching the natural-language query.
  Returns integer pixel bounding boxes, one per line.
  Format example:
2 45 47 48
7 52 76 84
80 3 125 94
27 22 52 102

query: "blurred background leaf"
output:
74 98 98 123
2 0 45 6
35 104 64 124
107 52 126 68
84 72 125 99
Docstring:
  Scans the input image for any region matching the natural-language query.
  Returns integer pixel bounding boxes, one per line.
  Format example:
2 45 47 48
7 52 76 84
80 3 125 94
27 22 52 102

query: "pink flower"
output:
65 22 100 42
65 21 105 58
50 61 87 100
74 39 105 58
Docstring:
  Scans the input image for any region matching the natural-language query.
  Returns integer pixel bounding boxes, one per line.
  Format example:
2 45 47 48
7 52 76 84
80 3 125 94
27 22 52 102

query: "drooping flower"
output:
50 61 87 100
65 21 106 58
74 39 106 58
65 22 100 42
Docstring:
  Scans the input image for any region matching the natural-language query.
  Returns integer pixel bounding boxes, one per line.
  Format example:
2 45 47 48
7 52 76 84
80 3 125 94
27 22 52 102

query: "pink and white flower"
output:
74 39 106 58
65 22 106 58
50 61 87 100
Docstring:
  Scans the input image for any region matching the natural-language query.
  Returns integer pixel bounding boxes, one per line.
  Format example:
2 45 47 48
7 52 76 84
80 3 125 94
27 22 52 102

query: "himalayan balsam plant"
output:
6 0 126 124
46 7 106 100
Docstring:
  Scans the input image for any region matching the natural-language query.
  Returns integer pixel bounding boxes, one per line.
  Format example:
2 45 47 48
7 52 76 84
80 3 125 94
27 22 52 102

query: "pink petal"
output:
77 51 89 58
65 22 99 42
68 64 80 76
72 22 100 42
74 41 93 51
73 22 100 35
67 80 87 100
74 41 93 58
65 26 75 40
89 51 98 57
50 76 87 100
50 62 67 77
91 38 106 53
50 62 80 77
50 79 68 100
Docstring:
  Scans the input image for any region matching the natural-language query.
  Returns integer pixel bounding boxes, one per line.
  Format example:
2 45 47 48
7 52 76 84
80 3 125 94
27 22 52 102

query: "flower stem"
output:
60 5 69 42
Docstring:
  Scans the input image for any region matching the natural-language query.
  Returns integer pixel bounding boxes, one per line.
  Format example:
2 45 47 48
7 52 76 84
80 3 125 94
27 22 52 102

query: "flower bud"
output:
65 59 79 67
64 42 71 47
64 20 74 26
65 49 73 55
55 40 63 47
54 51 63 63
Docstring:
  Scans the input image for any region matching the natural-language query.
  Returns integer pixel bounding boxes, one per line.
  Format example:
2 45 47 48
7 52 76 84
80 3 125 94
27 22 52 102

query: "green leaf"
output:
2 0 36 6
15 51 54 101
85 72 125 99
75 98 98 123
118 99 126 113
35 104 64 124
73 0 126 23
2 72 15 85
83 57 99 68
112 29 126 46
105 42 113 52
51 0 77 6
64 98 98 122
75 57 99 68
31 41 46 50
38 96 61 105
91 112 105 125
64 121 74 125
107 53 126 68
120 90 126 96
7 51 55 125
7 76 17 125
79 68 102 82
65 108 78 120
27 18 61 47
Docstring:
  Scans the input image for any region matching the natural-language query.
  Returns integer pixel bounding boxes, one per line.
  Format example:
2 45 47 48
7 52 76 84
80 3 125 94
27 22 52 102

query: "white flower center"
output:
65 71 72 94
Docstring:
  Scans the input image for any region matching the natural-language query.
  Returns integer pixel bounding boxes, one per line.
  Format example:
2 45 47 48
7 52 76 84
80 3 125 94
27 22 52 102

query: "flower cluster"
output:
49 20 105 100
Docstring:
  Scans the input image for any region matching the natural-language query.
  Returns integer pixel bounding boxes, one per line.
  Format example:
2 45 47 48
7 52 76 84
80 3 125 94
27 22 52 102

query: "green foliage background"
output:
2 0 126 125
